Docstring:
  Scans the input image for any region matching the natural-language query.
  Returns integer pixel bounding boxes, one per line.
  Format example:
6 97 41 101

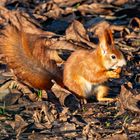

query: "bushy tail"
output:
0 24 62 89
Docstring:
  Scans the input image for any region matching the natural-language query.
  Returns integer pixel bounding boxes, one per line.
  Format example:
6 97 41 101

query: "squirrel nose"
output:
118 58 126 67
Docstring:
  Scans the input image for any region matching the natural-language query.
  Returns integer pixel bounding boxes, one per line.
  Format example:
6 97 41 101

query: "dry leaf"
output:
130 17 140 31
44 3 64 19
107 0 128 6
66 20 96 49
78 3 114 15
6 115 28 138
0 1 139 139
51 82 80 111
119 84 140 113
53 0 82 7
126 121 140 132
0 6 54 36
102 133 128 140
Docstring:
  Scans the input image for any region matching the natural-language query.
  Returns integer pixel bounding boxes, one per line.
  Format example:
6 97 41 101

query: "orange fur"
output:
0 24 126 101
0 24 63 89
64 27 126 101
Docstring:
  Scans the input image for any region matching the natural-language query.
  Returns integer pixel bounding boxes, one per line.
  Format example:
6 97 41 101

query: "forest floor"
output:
0 0 140 139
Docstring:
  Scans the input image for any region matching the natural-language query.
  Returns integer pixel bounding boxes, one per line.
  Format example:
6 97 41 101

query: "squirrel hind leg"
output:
95 85 114 102
64 77 86 98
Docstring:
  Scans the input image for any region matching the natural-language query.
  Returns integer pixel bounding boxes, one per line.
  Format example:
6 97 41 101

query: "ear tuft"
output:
104 28 114 46
97 27 114 52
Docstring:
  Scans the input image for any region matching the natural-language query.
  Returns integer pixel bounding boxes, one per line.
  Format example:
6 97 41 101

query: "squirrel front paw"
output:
114 67 122 74
106 71 120 79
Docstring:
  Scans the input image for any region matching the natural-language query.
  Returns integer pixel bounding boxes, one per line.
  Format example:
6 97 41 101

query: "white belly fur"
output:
79 76 94 97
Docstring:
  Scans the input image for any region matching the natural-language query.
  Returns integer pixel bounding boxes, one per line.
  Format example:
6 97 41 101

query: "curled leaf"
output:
66 20 96 49
119 84 140 113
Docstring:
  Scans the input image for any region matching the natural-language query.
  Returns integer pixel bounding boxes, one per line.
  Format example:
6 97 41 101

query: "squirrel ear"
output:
99 28 114 55
104 28 114 46
99 40 107 55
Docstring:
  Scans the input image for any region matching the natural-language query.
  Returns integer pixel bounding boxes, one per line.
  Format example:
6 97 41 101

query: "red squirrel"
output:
63 27 126 101
0 23 126 101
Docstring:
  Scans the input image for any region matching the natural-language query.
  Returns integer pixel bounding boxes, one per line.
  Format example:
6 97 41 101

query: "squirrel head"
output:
97 27 126 70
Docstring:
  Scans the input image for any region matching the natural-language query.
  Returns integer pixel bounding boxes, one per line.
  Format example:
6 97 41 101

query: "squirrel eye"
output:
111 54 116 59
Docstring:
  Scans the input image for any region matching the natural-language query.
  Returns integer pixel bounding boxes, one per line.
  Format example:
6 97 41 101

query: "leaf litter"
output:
0 0 140 139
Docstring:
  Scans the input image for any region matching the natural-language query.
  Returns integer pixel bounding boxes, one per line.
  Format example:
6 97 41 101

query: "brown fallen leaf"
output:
66 20 96 49
53 0 82 7
0 6 54 36
66 20 89 42
0 0 6 7
49 40 77 51
89 20 125 37
130 17 140 31
43 40 79 64
89 21 110 36
52 121 77 137
28 132 51 140
125 121 140 132
44 2 64 19
41 103 56 124
6 114 28 138
2 89 22 106
0 79 39 102
107 0 128 6
118 84 140 114
101 133 128 140
30 101 57 130
77 3 114 15
82 122 101 139
51 81 80 111
32 35 85 64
